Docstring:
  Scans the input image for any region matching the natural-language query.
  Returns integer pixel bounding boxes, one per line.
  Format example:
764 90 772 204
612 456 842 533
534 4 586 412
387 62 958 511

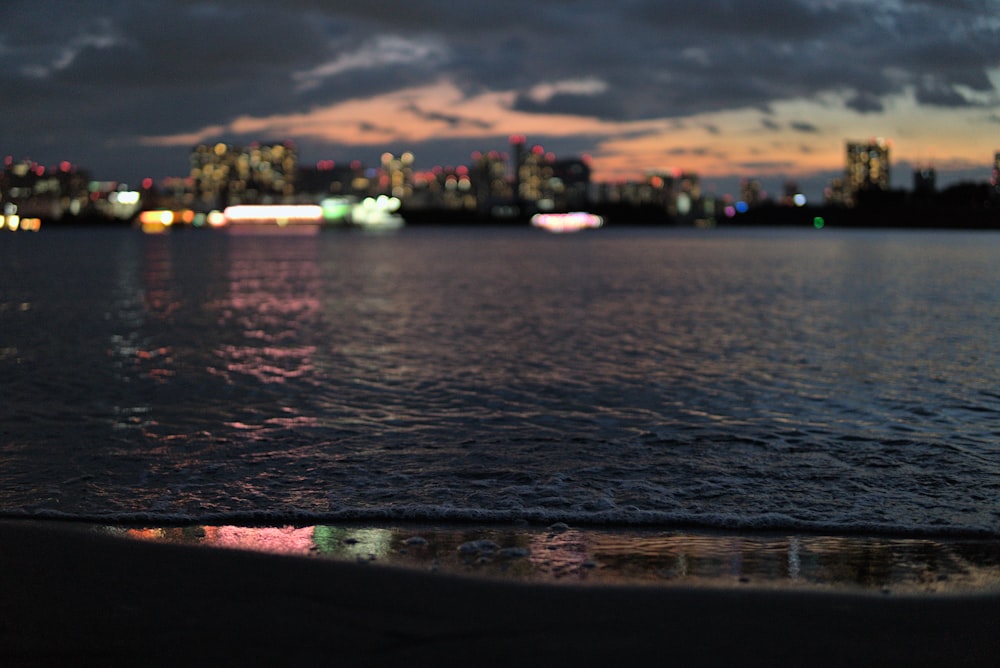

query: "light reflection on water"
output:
114 524 1000 593
1 227 998 535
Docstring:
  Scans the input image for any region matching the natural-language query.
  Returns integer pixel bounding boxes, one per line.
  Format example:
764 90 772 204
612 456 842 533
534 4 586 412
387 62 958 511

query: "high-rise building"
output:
740 178 765 208
914 166 936 195
471 150 512 213
514 141 555 210
845 138 890 205
190 141 298 208
550 158 591 211
992 151 999 196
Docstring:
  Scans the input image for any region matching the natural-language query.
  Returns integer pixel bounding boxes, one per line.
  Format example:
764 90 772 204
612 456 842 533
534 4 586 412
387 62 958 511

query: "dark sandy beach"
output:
1 520 997 666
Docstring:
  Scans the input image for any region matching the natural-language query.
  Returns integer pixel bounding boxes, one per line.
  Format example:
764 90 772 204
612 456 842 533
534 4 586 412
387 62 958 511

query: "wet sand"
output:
1 520 997 666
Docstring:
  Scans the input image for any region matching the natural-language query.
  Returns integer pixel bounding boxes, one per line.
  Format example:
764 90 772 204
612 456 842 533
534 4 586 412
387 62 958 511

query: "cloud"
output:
845 92 886 114
789 121 820 133
666 146 716 158
2 0 998 188
527 78 609 103
402 103 493 130
293 35 450 92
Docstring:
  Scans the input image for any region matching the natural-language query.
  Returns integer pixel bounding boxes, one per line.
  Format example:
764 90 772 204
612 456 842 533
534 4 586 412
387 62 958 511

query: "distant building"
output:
297 160 369 198
992 151 1000 197
914 167 936 195
640 170 705 223
190 141 298 208
1 158 91 219
380 152 414 199
740 178 765 208
845 138 890 206
550 158 592 211
515 141 556 211
470 150 513 214
824 177 849 206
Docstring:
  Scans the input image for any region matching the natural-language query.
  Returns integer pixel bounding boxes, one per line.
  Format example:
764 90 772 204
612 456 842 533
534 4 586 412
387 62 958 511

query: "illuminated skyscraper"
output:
845 138 890 205
190 141 297 207
380 152 414 198
515 142 555 209
510 135 526 205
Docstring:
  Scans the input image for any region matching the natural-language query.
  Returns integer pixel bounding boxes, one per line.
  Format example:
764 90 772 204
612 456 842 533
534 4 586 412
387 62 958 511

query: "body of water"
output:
2 225 998 537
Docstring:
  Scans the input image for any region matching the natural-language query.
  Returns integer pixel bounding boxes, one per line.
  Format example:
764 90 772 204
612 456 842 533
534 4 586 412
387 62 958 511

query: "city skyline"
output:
3 1 999 201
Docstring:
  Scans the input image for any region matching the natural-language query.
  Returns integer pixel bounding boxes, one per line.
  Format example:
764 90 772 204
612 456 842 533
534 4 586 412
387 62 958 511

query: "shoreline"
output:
2 520 998 666
106 521 1000 594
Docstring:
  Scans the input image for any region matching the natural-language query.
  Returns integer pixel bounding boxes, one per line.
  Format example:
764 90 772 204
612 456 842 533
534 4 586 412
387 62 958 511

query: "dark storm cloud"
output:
2 2 329 142
845 92 886 114
2 0 998 179
638 0 854 39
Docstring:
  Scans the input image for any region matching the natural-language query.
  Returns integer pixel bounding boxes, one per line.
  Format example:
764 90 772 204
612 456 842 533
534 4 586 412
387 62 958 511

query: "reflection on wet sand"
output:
114 524 1000 593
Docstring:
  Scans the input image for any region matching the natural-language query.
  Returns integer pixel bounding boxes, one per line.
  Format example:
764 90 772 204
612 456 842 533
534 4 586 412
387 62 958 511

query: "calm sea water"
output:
1 225 998 536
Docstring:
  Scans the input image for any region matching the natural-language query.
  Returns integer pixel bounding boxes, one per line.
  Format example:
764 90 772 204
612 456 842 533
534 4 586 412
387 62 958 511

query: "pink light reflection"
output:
202 525 316 555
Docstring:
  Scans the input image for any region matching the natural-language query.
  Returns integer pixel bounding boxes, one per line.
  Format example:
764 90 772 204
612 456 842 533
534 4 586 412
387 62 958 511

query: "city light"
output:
531 211 603 233
138 209 175 234
138 210 176 225
222 204 324 225
320 197 353 222
111 190 141 205
352 195 403 229
3 134 999 230
206 210 227 227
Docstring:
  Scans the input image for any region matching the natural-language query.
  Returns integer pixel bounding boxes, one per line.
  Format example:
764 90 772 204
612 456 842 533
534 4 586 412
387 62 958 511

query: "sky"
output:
3 0 999 201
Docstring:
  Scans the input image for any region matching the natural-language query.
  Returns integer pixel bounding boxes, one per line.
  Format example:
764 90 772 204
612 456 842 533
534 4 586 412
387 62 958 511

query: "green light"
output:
813 216 825 229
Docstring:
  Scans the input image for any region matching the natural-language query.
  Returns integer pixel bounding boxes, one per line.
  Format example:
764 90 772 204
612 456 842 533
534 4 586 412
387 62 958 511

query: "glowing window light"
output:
530 212 603 233
222 205 324 224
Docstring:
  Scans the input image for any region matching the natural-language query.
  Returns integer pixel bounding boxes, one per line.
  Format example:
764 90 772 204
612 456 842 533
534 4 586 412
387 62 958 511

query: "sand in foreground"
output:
1 521 997 666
